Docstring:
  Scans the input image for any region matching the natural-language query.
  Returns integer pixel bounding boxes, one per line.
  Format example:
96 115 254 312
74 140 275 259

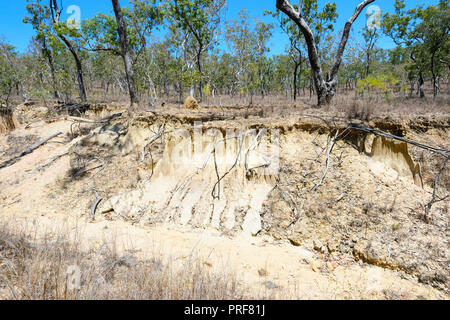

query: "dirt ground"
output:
0 101 448 299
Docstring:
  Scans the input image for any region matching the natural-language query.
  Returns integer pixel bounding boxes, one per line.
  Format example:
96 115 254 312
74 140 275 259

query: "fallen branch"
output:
0 132 63 169
69 112 123 139
349 124 450 158
24 116 58 129
36 151 69 171
90 188 102 221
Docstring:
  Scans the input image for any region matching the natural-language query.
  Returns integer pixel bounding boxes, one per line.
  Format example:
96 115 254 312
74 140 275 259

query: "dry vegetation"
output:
0 90 448 301
0 219 246 300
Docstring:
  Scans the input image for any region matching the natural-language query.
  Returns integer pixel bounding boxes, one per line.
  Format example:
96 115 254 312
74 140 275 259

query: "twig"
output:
141 120 166 163
74 164 103 177
36 151 69 171
424 158 449 222
90 188 102 221
312 129 340 191
212 135 244 200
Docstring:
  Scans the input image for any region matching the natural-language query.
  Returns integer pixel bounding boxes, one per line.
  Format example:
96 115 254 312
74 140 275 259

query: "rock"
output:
184 96 199 110
313 239 323 251
258 268 268 277
326 262 335 272
289 238 301 246
327 241 339 253
307 258 319 273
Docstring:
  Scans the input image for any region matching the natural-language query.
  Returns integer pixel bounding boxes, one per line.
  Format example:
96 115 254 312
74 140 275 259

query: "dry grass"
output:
0 219 246 300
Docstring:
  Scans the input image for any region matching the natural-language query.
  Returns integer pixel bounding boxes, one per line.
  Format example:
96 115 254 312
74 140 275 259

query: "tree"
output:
410 0 449 97
276 0 375 106
167 0 226 100
266 9 309 101
254 21 274 99
0 41 18 107
111 0 139 106
83 0 163 106
225 9 258 103
49 0 87 102
383 0 449 98
382 0 425 97
23 0 59 99
361 22 380 77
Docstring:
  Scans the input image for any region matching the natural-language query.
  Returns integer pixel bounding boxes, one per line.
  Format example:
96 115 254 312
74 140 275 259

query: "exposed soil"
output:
0 102 448 299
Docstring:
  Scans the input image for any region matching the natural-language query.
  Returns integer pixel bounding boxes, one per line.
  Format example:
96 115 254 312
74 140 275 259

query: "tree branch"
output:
330 0 375 81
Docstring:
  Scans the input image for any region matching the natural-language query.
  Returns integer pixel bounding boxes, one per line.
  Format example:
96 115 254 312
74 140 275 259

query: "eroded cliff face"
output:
1 107 447 292
98 120 279 235
369 136 422 187
0 107 18 134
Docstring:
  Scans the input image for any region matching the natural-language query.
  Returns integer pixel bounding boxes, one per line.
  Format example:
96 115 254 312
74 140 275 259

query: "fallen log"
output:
349 124 450 158
0 132 63 169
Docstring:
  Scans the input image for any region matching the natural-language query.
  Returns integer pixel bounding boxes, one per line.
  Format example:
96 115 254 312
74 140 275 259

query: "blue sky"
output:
0 0 436 55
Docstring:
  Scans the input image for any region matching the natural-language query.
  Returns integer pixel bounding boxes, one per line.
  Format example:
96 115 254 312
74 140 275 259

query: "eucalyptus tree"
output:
0 41 19 106
380 0 450 97
382 0 425 97
48 0 87 102
361 10 380 77
266 9 309 100
409 0 449 97
111 0 139 106
23 0 59 99
83 0 163 105
167 0 226 100
275 0 375 106
225 9 259 102
254 21 274 99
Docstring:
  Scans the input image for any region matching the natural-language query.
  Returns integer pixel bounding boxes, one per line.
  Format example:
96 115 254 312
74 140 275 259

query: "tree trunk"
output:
59 35 87 103
293 63 299 101
418 72 425 98
431 52 438 98
112 0 139 107
276 0 375 106
42 40 59 99
50 0 86 103
196 49 203 101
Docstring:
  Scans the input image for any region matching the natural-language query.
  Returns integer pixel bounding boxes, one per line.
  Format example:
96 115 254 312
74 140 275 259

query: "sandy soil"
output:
0 104 448 300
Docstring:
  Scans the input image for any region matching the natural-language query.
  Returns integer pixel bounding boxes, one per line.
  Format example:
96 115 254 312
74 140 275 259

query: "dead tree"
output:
111 0 140 107
49 0 87 103
276 0 375 106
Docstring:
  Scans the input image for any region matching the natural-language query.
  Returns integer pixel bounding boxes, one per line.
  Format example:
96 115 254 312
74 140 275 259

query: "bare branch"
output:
330 0 375 81
0 132 63 169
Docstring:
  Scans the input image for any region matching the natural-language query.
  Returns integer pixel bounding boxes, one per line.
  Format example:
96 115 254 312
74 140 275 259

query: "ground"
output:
0 100 448 299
